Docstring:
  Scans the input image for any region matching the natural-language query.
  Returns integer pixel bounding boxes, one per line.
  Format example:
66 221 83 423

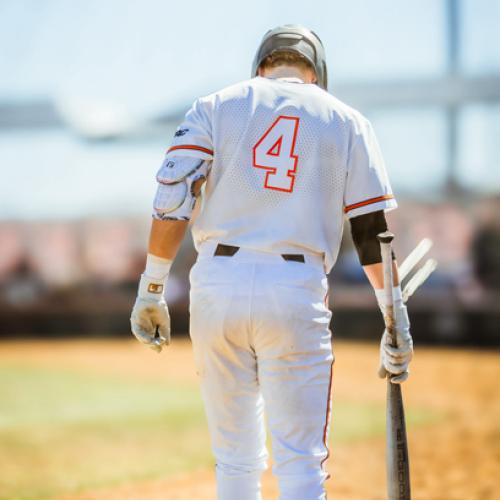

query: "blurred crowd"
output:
1 196 499 343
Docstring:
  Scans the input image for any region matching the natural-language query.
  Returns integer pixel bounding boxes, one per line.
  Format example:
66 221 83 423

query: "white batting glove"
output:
375 287 414 384
130 255 172 353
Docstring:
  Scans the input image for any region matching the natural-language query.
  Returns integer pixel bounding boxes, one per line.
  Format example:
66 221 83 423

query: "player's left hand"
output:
130 274 171 353
378 303 413 384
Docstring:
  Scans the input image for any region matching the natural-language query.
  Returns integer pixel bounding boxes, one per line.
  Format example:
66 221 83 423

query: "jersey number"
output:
252 115 300 193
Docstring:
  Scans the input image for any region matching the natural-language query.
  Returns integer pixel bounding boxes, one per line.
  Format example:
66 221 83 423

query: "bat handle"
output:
377 231 397 348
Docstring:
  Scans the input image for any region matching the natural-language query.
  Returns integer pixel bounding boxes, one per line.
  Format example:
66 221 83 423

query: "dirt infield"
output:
55 340 500 500
2 339 499 499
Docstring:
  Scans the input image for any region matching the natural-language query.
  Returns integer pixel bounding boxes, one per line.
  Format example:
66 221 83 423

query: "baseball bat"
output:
377 231 411 500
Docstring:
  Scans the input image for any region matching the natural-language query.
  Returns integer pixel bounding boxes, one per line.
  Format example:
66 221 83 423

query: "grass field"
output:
0 339 498 499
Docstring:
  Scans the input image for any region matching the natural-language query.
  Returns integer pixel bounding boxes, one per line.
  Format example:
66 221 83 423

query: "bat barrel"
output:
387 382 411 499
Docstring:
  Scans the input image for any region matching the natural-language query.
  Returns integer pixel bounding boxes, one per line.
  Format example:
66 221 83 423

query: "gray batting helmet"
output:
251 24 328 90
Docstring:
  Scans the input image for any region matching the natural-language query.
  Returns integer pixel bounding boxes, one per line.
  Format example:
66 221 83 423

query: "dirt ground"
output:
4 339 499 499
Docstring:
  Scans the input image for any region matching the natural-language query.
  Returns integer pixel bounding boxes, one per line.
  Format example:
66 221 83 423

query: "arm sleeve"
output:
165 96 214 161
350 210 395 265
343 118 397 219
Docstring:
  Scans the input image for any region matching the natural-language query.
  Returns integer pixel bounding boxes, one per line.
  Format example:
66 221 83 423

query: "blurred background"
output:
1 0 499 344
0 1 499 499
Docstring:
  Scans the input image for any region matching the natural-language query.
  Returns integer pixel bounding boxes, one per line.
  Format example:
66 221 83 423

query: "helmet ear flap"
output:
252 24 328 90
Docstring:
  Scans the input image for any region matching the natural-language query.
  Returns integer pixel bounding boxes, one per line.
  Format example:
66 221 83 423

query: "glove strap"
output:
138 274 166 299
138 254 172 300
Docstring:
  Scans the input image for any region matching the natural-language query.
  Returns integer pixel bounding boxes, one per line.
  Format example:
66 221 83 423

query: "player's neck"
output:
263 66 307 83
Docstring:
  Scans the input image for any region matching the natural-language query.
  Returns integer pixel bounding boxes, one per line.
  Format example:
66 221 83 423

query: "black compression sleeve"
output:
350 210 396 265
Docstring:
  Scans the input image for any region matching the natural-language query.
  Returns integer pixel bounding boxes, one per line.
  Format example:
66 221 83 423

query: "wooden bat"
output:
377 231 411 500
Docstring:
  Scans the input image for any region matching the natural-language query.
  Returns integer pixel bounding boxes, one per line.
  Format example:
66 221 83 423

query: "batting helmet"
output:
251 24 328 90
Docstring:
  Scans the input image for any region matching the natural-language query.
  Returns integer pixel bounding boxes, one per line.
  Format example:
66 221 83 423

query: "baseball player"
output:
130 25 413 500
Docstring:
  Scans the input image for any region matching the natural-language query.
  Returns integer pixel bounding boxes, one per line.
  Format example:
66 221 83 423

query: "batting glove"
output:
376 287 414 384
130 255 172 353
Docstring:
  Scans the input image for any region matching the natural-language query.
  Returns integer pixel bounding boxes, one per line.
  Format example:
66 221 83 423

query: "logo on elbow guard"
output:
174 128 189 137
148 283 164 294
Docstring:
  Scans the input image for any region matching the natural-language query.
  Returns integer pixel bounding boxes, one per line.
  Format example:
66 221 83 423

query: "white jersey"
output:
165 76 396 272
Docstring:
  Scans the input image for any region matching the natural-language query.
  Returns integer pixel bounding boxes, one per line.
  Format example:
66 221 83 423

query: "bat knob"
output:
377 231 394 244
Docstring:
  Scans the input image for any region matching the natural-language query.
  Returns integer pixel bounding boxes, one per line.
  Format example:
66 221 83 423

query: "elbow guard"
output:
152 156 210 221
350 210 395 265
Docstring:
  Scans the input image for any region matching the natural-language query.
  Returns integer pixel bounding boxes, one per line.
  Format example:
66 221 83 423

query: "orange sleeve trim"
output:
167 144 214 155
344 194 395 213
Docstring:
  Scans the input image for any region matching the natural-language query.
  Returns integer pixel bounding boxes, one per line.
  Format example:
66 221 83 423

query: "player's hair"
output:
259 50 315 73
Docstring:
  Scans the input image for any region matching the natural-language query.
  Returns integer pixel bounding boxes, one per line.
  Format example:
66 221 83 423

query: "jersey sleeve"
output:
343 118 397 219
165 96 214 161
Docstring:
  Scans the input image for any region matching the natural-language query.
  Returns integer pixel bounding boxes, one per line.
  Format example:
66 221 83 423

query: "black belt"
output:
214 244 305 263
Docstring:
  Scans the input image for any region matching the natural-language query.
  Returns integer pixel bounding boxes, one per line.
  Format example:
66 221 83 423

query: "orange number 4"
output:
252 115 300 193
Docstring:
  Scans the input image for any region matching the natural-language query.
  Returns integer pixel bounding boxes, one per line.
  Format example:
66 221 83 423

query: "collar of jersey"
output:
269 76 305 84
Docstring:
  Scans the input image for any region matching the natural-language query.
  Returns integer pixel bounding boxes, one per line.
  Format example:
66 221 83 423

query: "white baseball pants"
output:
189 246 334 500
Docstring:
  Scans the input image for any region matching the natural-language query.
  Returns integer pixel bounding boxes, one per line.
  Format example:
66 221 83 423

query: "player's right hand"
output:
130 274 171 353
